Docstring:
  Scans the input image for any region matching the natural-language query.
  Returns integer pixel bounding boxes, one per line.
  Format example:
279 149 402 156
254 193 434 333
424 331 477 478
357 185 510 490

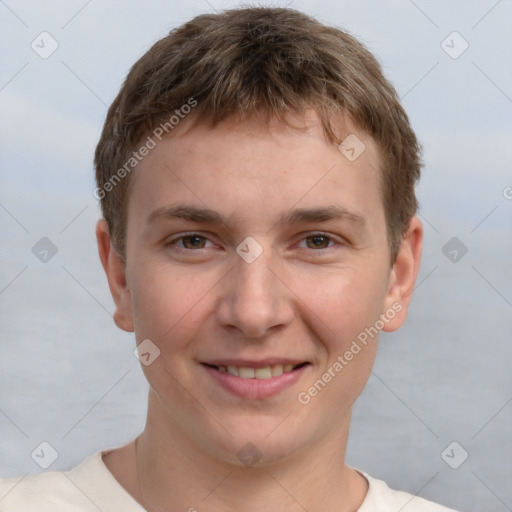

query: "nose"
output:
215 242 294 340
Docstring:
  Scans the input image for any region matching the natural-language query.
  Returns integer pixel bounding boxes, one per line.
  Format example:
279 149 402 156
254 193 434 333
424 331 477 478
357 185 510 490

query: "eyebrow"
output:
147 204 367 230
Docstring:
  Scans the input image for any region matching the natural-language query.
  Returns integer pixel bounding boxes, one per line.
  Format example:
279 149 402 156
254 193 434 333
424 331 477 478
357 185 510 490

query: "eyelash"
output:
165 232 343 253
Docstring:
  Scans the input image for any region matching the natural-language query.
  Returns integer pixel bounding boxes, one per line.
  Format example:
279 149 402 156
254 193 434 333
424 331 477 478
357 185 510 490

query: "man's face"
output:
110 111 413 465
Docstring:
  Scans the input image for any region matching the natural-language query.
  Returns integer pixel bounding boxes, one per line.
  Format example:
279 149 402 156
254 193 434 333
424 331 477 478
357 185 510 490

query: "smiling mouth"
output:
203 362 309 380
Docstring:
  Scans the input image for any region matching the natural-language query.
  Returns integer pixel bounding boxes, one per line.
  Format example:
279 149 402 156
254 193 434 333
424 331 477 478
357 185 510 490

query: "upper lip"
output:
201 358 309 368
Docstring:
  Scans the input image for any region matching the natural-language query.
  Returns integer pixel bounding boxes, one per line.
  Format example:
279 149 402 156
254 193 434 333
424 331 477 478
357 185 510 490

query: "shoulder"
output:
356 469 460 512
0 469 79 511
0 451 143 512
0 453 99 512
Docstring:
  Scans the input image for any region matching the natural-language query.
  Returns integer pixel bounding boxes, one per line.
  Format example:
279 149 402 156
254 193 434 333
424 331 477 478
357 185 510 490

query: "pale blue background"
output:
1 1 511 511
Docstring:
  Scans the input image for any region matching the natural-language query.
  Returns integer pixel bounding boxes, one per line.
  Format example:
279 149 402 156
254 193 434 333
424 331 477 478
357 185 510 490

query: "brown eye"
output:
305 235 333 249
167 234 212 250
180 235 207 249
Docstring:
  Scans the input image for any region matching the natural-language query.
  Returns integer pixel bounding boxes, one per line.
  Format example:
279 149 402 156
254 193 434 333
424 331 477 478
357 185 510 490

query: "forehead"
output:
126 110 384 233
165 109 382 166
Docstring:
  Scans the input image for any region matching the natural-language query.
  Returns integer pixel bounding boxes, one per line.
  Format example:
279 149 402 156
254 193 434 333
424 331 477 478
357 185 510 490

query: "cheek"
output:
300 266 388 344
129 260 215 348
129 264 215 401
296 271 383 414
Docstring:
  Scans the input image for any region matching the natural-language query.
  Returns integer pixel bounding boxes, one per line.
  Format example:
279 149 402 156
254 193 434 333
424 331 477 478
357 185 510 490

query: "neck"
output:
133 393 368 512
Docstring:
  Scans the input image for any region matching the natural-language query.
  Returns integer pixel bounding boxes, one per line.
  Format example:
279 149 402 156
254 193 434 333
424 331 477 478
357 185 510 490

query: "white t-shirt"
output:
0 450 459 511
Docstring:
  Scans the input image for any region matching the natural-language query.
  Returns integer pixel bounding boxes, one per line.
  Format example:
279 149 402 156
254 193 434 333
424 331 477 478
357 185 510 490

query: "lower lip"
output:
201 364 309 400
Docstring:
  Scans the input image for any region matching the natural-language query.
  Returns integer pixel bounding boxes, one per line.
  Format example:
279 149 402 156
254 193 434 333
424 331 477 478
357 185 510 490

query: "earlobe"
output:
96 219 135 332
381 216 423 332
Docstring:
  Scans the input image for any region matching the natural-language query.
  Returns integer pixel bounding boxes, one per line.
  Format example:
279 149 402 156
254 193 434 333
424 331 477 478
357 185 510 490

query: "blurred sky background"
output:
1 1 511 511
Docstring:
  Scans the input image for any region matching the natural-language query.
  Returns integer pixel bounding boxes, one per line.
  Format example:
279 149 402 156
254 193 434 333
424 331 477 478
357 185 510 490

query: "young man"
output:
0 7 459 511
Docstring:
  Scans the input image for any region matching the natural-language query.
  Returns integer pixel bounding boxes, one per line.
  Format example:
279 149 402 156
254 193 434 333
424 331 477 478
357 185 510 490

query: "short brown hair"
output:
95 6 421 263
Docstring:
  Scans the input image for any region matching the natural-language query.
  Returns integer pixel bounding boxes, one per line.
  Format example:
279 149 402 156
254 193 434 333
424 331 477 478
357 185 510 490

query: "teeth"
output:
238 367 255 378
255 367 272 379
271 365 283 377
219 364 300 380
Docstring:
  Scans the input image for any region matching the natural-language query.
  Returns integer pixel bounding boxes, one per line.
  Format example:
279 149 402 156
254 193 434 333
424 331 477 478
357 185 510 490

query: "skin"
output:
97 110 423 512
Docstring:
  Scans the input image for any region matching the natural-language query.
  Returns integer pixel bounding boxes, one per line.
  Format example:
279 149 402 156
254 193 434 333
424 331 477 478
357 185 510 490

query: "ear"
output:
381 216 423 332
96 219 134 332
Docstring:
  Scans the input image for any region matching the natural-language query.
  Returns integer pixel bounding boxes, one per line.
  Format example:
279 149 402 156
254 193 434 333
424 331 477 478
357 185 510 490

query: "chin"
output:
201 416 310 468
